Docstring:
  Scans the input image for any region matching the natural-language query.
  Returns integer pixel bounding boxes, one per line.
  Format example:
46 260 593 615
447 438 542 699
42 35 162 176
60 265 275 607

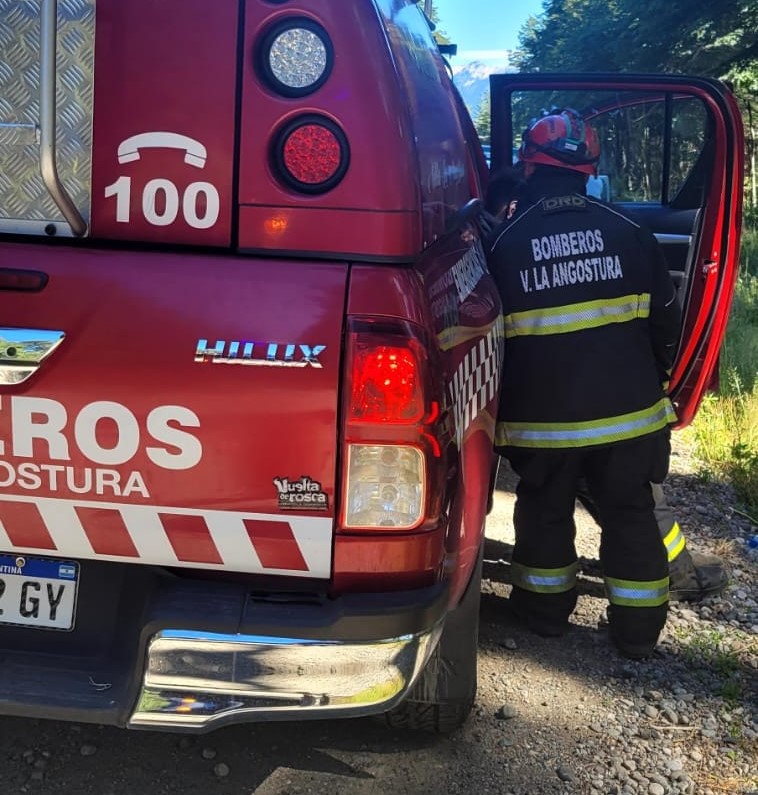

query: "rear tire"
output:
383 547 482 733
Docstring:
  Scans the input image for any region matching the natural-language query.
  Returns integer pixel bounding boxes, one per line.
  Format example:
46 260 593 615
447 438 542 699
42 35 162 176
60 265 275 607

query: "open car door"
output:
489 74 745 427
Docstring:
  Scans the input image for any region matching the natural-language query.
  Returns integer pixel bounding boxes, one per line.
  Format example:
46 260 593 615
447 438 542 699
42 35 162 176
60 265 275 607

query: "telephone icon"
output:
117 132 207 168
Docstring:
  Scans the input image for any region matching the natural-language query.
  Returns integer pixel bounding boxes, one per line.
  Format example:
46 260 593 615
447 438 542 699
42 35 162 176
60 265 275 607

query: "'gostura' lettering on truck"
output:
0 396 202 499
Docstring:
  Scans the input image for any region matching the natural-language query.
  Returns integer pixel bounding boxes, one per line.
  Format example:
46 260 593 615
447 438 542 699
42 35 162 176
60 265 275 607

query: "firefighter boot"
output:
607 603 668 660
507 585 576 638
668 547 728 602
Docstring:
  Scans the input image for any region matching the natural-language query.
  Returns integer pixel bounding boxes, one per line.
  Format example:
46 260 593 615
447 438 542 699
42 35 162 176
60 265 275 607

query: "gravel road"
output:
2 435 756 795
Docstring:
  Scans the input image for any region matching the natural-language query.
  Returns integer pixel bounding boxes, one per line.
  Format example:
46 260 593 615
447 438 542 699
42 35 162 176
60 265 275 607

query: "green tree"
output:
514 0 757 76
474 93 491 145
513 0 758 211
415 1 451 46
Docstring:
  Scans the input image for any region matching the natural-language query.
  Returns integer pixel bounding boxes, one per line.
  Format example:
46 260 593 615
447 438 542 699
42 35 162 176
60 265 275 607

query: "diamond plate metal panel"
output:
0 0 94 231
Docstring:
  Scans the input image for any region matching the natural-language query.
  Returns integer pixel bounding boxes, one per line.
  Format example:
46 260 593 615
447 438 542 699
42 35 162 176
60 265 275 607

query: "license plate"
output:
0 553 79 630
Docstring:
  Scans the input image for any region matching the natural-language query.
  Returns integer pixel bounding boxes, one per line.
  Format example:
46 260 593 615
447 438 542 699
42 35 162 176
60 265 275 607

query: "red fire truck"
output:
0 0 744 734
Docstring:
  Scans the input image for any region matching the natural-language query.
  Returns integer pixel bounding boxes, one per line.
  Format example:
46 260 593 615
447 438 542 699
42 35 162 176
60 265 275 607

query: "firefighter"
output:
484 149 728 605
484 165 527 224
487 109 682 659
575 480 728 601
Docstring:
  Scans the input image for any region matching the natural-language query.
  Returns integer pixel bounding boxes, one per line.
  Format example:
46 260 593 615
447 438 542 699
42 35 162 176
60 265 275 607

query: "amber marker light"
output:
264 215 289 237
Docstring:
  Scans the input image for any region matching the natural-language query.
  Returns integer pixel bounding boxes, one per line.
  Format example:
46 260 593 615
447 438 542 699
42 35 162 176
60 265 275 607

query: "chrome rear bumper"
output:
129 625 441 730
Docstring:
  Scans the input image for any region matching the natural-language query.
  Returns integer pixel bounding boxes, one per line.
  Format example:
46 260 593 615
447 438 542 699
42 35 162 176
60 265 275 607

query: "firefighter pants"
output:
647 481 701 595
576 479 688 568
503 432 671 648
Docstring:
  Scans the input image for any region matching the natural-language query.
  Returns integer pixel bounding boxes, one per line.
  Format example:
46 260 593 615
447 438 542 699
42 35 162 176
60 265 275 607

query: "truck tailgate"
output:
0 242 345 580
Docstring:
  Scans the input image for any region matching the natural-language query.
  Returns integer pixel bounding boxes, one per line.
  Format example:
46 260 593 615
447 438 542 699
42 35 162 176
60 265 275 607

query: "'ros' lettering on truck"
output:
0 396 202 500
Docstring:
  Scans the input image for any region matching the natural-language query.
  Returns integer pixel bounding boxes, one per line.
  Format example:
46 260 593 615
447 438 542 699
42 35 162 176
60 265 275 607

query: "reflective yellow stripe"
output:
495 398 676 448
437 317 504 352
504 294 651 338
511 561 578 593
605 575 669 607
663 521 686 562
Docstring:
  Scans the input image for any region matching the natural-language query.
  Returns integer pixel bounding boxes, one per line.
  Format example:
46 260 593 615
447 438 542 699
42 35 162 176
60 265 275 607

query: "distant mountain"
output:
452 60 514 116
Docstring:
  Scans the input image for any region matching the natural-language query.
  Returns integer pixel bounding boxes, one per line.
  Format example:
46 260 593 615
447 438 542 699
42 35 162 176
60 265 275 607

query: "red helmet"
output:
518 109 600 175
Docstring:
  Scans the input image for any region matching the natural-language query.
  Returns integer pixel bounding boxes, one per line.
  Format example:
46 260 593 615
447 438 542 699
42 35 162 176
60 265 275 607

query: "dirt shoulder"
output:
478 432 757 795
1 435 756 795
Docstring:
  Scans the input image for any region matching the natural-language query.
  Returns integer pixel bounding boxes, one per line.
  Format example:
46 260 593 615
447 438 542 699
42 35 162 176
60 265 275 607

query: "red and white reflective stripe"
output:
449 316 504 446
0 496 332 578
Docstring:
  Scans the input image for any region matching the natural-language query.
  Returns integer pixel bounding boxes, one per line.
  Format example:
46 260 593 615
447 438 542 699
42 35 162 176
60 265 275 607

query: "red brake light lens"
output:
351 344 424 423
274 115 349 194
284 125 340 184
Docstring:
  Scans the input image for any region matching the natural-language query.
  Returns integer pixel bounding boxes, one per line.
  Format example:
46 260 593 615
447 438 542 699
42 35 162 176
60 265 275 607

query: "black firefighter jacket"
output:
488 186 682 451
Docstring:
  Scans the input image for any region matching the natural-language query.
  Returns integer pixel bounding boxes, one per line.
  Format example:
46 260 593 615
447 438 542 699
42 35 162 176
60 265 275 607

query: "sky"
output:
432 0 544 71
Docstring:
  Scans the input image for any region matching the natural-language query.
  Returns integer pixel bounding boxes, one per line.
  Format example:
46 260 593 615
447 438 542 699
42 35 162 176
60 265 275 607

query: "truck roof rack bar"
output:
39 0 87 237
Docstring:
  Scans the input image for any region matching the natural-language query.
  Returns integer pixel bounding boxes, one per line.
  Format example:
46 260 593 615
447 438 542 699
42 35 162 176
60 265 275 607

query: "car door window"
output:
507 90 709 208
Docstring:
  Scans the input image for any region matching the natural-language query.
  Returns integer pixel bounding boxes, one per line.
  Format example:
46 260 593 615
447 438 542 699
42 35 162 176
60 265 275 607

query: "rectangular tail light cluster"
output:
340 318 443 532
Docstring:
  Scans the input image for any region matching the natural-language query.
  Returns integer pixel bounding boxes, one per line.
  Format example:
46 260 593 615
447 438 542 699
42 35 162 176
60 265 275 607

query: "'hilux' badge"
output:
273 477 328 511
195 339 325 368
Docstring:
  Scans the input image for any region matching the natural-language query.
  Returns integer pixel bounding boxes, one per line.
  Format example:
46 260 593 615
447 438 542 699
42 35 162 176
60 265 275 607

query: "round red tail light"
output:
273 115 349 194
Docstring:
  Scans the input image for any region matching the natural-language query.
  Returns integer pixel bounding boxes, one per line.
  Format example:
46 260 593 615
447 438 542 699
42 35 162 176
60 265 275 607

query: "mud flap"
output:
384 544 483 732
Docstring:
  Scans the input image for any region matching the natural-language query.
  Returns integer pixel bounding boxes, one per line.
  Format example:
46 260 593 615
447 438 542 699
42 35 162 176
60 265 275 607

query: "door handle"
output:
701 260 718 278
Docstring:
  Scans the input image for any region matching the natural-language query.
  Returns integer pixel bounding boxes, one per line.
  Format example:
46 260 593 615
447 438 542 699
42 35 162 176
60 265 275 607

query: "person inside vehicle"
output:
483 151 728 606
487 109 682 659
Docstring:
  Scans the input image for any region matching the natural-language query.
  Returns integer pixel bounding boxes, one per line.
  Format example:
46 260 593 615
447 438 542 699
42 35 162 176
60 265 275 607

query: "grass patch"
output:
673 626 752 704
677 627 739 676
688 387 758 516
688 227 758 517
